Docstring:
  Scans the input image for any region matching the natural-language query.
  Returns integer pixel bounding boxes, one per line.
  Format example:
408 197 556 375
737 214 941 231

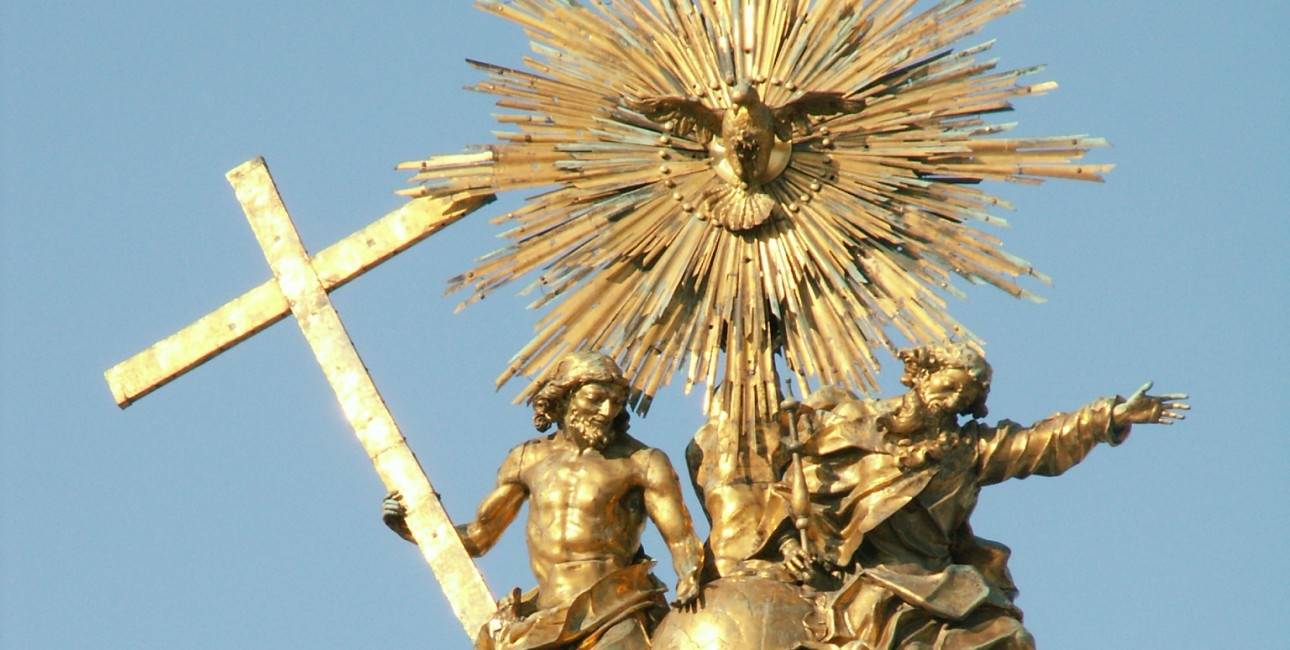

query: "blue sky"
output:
3 2 1288 648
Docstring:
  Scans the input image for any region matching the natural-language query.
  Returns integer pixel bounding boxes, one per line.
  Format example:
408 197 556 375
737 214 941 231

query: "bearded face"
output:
916 367 986 417
562 381 628 450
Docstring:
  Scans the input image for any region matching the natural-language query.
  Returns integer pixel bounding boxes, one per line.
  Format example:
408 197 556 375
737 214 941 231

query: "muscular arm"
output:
641 448 704 604
457 443 531 557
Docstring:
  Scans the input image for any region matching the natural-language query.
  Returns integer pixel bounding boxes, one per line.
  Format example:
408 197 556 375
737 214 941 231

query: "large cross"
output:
105 157 497 637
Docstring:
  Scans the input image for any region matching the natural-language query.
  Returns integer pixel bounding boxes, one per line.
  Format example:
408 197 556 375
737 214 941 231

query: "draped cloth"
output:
799 394 1129 649
475 562 667 650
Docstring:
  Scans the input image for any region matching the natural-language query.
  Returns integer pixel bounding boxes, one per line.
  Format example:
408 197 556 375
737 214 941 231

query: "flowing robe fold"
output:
802 396 1130 649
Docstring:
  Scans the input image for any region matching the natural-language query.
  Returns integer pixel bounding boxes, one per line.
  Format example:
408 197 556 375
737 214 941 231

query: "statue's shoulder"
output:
957 419 1014 460
615 432 658 458
961 418 1010 439
511 433 557 454
614 434 678 477
502 434 559 473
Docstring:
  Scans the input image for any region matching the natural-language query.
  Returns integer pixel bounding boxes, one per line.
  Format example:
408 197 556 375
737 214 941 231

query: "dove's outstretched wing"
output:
623 95 723 145
771 92 867 139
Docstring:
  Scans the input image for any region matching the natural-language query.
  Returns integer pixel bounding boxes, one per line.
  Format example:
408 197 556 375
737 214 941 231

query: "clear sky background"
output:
3 2 1287 648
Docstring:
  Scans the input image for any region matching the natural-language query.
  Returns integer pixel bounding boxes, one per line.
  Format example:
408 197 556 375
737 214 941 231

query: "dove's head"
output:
729 81 761 107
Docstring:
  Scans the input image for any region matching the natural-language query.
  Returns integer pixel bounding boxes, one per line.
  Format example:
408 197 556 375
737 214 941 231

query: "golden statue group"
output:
384 347 1185 649
105 1 1188 649
387 1 1189 647
381 1 1186 644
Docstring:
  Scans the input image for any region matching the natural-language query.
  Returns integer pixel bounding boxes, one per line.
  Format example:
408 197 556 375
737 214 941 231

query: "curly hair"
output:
896 343 993 419
531 351 632 434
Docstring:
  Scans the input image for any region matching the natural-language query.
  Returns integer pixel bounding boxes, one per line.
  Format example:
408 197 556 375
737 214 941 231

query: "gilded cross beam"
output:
104 157 497 636
105 164 493 408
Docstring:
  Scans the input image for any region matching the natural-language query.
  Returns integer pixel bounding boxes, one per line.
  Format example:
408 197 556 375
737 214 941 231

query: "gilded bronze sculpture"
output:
624 81 865 230
805 344 1186 648
385 352 703 649
657 343 1187 649
104 1 1191 648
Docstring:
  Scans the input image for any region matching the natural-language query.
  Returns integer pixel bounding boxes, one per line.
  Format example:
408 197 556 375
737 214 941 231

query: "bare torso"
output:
522 436 648 559
456 418 701 612
512 433 657 606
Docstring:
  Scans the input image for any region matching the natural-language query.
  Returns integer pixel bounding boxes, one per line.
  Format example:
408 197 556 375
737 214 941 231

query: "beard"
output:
883 392 936 436
884 390 959 437
916 382 981 420
566 411 614 450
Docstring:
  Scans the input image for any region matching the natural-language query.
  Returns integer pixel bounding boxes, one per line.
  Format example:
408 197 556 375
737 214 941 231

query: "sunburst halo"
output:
399 0 1111 435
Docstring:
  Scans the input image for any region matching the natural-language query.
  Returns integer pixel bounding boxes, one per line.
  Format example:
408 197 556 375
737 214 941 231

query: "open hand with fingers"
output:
1113 381 1190 426
673 570 702 609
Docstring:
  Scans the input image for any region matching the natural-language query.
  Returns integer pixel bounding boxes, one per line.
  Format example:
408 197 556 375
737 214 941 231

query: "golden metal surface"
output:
676 343 1187 649
401 0 1113 441
104 186 493 408
102 2 1183 647
223 158 495 635
379 352 703 647
652 576 819 650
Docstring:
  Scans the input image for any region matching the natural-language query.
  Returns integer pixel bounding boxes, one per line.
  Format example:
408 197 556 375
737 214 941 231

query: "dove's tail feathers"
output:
702 186 780 231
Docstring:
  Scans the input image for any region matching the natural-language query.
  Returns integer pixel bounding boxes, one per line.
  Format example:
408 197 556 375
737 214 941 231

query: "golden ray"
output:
399 0 1111 437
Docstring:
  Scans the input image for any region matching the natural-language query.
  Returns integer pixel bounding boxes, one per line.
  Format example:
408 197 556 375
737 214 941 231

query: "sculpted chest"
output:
523 447 646 517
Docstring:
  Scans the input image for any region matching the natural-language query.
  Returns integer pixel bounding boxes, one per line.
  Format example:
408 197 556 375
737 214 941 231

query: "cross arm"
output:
105 187 494 408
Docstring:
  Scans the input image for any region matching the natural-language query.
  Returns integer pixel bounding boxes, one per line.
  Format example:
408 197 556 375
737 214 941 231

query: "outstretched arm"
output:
976 382 1189 485
641 449 705 606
